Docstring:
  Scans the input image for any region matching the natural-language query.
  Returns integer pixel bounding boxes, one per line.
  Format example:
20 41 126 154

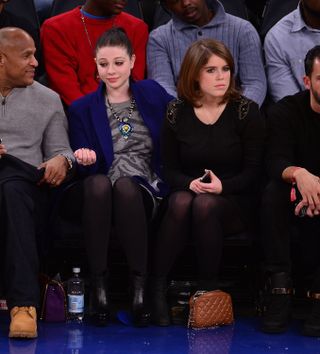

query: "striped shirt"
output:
264 5 320 102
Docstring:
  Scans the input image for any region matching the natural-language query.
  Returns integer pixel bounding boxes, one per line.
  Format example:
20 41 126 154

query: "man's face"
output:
163 0 208 25
91 0 128 16
0 34 38 88
302 0 320 16
304 58 320 108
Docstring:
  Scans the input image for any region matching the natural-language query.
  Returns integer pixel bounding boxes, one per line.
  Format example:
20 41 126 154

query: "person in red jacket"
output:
41 0 148 105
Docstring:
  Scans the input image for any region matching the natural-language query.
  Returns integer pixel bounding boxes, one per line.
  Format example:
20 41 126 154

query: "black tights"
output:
61 175 151 276
153 191 245 287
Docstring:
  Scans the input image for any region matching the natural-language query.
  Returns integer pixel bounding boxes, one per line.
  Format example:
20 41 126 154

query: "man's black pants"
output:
261 180 320 288
1 180 48 309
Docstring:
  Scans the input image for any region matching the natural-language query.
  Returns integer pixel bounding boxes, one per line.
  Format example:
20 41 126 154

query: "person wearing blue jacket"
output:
65 27 173 327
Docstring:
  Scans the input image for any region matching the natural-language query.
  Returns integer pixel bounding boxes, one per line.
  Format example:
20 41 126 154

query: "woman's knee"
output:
113 176 139 200
83 174 111 199
192 194 222 219
166 191 193 220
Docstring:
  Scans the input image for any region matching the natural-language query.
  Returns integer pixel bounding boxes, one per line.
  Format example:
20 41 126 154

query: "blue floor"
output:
1 314 320 354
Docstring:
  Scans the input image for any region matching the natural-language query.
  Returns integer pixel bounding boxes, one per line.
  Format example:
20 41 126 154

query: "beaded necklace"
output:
107 97 136 140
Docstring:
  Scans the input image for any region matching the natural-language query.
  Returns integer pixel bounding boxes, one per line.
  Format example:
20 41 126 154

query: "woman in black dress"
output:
151 38 265 326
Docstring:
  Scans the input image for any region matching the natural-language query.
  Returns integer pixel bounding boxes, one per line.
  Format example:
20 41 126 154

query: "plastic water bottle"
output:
67 267 84 322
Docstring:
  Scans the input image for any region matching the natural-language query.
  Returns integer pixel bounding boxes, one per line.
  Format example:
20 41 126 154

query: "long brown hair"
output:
177 39 240 107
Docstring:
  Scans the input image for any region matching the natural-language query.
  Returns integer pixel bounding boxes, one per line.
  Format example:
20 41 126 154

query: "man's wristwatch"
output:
60 154 73 171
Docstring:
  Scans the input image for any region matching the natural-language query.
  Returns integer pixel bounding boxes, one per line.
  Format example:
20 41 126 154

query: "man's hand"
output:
38 155 68 187
74 148 96 166
189 170 223 195
293 168 320 217
0 142 7 158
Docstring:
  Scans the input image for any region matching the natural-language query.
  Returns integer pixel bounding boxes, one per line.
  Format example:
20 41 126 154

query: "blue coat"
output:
68 79 173 195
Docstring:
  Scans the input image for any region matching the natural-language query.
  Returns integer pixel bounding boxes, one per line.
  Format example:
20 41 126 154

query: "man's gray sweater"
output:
0 81 73 167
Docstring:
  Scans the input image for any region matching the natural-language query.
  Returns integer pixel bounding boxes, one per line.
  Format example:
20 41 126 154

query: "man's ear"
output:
303 75 311 90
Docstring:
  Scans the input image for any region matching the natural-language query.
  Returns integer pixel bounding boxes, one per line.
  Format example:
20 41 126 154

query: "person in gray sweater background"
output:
147 0 267 107
0 27 74 339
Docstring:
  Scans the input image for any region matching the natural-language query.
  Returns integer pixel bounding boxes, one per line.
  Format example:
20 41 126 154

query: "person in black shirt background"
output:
150 38 265 326
261 45 320 336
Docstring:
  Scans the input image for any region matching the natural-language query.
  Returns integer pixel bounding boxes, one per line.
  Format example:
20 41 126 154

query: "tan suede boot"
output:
9 306 38 338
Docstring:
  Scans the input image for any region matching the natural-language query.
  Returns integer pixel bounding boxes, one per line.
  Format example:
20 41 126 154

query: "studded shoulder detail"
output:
237 96 252 120
166 98 184 125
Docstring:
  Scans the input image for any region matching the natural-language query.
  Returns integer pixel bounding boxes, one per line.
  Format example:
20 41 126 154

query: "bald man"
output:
0 27 74 338
0 0 43 78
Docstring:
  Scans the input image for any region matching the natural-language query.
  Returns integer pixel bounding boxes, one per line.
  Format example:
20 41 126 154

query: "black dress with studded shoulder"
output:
161 96 265 223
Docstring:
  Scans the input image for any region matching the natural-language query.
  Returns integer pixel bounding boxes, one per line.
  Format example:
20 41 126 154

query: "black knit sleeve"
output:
161 99 194 190
265 98 296 180
221 98 265 194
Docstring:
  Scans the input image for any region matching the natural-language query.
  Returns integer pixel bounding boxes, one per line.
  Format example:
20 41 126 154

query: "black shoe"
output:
151 276 170 326
303 297 320 337
90 274 109 326
131 274 150 327
261 272 292 334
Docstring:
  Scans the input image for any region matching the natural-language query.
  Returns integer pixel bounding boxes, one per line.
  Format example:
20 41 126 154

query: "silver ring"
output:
51 179 56 184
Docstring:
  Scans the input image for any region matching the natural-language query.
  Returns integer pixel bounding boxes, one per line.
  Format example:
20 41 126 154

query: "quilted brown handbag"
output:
188 290 234 329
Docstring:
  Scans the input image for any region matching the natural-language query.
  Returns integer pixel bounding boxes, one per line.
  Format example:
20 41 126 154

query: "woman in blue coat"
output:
64 27 173 327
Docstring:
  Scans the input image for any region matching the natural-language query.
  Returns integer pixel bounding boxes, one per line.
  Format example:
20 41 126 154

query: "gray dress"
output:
106 98 162 194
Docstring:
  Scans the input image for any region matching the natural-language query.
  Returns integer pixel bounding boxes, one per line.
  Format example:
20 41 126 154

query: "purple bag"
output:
40 279 67 322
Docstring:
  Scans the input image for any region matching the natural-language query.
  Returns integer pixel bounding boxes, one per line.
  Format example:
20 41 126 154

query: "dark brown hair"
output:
177 39 240 107
95 27 133 57
305 45 320 77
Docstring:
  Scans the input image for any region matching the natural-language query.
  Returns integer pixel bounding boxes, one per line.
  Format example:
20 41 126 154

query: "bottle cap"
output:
72 267 81 273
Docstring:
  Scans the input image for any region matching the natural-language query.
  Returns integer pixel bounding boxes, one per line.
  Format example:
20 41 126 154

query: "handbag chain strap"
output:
193 290 207 298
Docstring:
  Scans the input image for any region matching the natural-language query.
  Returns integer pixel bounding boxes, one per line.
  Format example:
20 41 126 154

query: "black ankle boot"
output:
131 273 150 327
261 272 293 334
303 293 320 337
151 276 170 326
90 274 109 326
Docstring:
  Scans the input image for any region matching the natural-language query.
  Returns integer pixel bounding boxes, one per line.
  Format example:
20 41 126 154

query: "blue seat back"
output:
6 0 39 30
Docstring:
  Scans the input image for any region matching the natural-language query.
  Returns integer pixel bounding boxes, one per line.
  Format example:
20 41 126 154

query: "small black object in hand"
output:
200 170 211 183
